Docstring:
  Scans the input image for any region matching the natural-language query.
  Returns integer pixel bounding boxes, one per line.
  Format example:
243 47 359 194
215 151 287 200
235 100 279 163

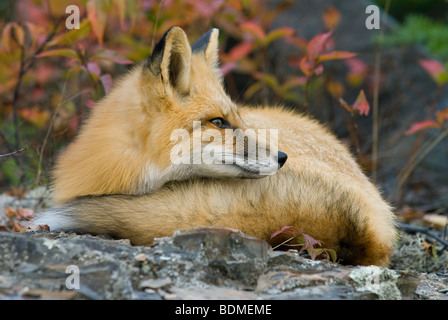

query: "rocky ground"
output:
0 193 447 300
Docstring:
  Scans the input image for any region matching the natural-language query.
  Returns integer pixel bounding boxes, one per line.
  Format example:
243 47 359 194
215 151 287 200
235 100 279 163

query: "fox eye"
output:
210 118 230 129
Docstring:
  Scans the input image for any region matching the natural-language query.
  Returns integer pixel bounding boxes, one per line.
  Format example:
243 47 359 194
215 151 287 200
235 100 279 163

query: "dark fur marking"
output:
191 29 215 55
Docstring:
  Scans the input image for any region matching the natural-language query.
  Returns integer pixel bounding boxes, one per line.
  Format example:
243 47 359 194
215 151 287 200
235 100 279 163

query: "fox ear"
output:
192 28 219 67
147 27 191 94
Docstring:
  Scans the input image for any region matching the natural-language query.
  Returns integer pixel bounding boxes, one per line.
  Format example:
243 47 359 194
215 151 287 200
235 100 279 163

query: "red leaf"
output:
299 56 315 77
317 51 357 63
270 226 299 240
91 49 133 65
220 62 237 75
345 58 369 87
302 233 322 248
352 90 370 116
17 208 34 220
2 23 14 53
13 221 26 233
86 99 96 108
19 107 50 127
436 107 448 123
27 224 50 231
306 31 332 58
225 41 253 62
285 36 308 50
322 6 341 30
283 76 308 89
87 61 101 77
405 120 441 135
240 22 266 40
263 27 295 45
87 0 106 46
419 59 448 86
100 74 113 94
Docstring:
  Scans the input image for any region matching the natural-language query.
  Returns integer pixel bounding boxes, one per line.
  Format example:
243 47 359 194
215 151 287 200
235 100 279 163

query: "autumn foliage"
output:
1 1 447 261
1 1 445 204
0 0 371 191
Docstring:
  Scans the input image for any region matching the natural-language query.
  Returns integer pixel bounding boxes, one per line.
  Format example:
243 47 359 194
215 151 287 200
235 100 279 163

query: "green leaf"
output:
419 59 448 86
263 27 295 46
91 49 133 65
326 249 338 263
48 19 91 46
36 48 79 59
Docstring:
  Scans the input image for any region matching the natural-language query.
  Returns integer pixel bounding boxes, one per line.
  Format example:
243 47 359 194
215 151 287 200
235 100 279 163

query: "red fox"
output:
34 27 396 266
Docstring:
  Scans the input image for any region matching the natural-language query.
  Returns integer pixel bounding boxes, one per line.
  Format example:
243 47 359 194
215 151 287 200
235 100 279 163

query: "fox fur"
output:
34 27 396 266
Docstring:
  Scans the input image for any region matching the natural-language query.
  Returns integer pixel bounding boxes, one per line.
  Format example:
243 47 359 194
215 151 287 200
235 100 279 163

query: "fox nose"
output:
277 151 288 168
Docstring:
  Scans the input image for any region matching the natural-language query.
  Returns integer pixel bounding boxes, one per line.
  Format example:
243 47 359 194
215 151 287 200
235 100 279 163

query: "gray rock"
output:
0 227 447 300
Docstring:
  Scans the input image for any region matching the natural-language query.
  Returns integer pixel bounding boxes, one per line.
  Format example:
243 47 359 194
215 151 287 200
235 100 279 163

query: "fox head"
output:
138 27 287 187
52 27 288 203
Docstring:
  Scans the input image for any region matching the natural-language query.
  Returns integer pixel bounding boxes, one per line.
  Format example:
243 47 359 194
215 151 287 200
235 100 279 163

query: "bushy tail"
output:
32 195 151 243
31 194 195 245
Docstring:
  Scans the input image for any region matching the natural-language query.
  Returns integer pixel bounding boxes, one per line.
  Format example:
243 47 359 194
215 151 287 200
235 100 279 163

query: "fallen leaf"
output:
397 206 425 222
422 214 448 230
5 207 17 219
17 208 34 220
13 221 26 233
27 224 50 231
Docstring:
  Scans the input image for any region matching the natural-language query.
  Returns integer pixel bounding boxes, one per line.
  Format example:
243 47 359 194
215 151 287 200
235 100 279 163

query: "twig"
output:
371 0 391 182
7 17 63 186
150 0 164 50
0 147 28 159
10 17 63 150
390 127 448 202
33 72 73 188
303 77 311 111
271 236 296 250
397 222 448 249
339 98 364 165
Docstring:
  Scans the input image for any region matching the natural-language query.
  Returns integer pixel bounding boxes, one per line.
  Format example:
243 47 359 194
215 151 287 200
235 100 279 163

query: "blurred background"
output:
0 0 447 227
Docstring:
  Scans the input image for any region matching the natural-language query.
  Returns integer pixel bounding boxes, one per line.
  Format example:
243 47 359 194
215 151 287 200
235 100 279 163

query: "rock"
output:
140 277 172 290
0 227 447 300
349 266 401 300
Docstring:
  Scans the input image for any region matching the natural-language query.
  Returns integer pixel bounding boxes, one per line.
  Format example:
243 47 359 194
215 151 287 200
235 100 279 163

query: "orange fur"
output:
38 27 396 266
